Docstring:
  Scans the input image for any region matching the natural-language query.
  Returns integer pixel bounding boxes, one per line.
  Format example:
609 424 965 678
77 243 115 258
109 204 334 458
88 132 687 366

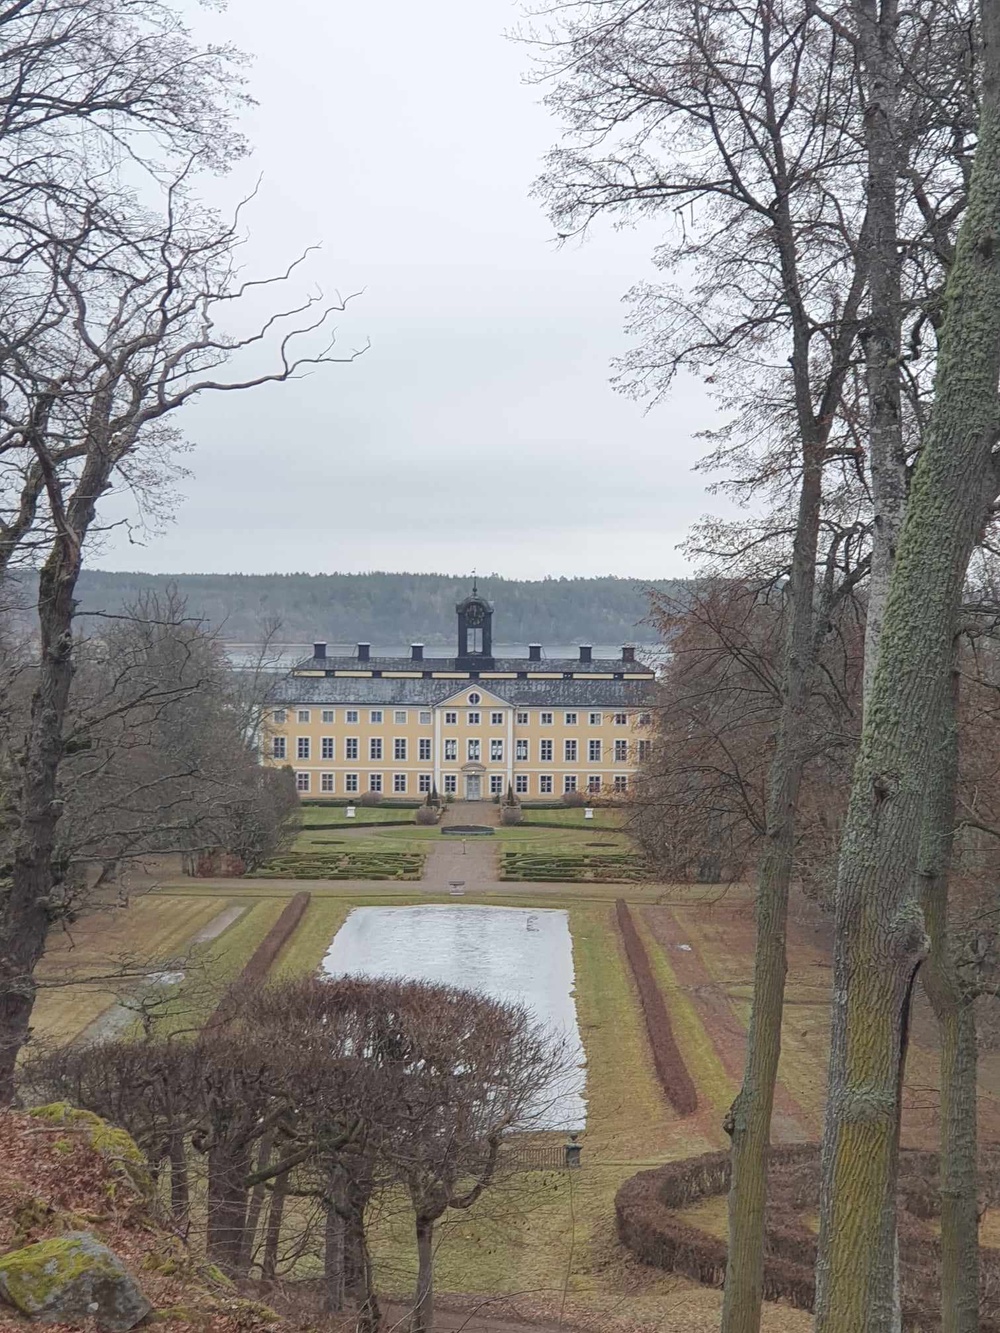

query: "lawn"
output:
298 804 417 827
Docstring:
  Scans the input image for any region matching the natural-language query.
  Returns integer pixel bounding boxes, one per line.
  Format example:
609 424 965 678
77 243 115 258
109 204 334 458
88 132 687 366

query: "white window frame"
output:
589 739 602 762
638 739 651 761
393 773 407 793
490 775 504 795
370 709 383 724
394 710 408 724
418 774 432 793
539 774 553 794
468 710 481 725
295 771 310 792
345 737 359 760
321 772 335 793
615 740 628 762
540 711 553 725
490 711 504 725
614 774 628 792
272 737 287 760
345 773 359 793
468 691 482 705
394 738 407 760
369 773 383 793
564 712 578 725
273 709 287 724
564 740 578 761
297 737 311 760
369 738 383 761
490 739 503 761
515 774 528 794
297 709 311 723
516 711 529 725
614 713 628 725
322 709 335 724
564 775 577 793
468 738 481 761
639 712 652 727
515 739 528 761
445 711 458 724
418 738 432 760
540 739 553 762
419 711 432 725
444 774 457 794
346 709 359 724
588 775 601 794
444 739 458 761
321 737 335 760
589 712 602 726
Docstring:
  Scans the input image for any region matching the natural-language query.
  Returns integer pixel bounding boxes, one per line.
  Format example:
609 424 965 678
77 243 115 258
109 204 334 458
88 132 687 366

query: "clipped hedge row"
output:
250 851 424 881
499 852 646 883
614 900 698 1115
205 891 311 1030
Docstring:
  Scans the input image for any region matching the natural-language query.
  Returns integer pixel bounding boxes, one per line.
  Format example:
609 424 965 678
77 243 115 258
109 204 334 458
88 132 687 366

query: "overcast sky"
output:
97 0 728 581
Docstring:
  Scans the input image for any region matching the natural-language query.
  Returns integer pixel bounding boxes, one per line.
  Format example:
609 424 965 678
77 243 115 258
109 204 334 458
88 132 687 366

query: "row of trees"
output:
530 0 1000 1324
24 975 566 1333
0 0 351 1095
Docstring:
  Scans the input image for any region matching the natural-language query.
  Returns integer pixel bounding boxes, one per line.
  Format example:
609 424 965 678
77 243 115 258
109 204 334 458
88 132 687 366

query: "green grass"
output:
251 850 424 881
298 805 417 828
520 807 625 831
293 824 441 855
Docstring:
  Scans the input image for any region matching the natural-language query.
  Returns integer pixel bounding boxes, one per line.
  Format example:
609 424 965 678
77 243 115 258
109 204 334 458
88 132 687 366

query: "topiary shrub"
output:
359 790 383 807
561 790 587 807
500 805 522 825
416 806 439 826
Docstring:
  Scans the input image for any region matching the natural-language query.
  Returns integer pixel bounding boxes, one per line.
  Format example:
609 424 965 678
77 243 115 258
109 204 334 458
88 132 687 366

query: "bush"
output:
359 790 383 807
415 806 440 826
500 805 523 826
561 790 587 806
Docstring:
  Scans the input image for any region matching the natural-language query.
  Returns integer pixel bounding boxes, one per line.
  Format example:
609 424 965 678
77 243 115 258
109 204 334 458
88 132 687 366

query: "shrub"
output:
359 790 383 807
561 790 587 807
500 805 523 826
416 806 439 826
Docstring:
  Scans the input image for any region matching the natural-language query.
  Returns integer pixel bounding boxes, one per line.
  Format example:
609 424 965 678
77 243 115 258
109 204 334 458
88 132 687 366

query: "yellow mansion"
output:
264 587 655 802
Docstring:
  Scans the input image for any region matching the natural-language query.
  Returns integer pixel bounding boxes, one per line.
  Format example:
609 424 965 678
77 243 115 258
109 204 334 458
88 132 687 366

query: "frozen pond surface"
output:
321 904 587 1130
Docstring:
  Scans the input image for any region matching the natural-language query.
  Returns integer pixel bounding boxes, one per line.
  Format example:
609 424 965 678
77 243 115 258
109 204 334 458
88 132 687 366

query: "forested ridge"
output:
67 570 684 643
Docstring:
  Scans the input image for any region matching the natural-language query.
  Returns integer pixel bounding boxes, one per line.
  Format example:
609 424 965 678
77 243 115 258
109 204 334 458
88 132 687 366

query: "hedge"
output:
614 899 698 1115
205 891 311 1030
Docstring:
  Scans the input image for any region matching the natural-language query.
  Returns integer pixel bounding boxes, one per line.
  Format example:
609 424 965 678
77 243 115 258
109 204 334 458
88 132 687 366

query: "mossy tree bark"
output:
815 0 1000 1321
918 668 980 1333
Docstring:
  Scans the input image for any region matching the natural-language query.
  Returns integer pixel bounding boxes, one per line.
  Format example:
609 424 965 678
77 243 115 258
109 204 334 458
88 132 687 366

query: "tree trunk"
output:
239 1131 273 1275
412 1215 435 1333
206 1145 250 1276
348 1212 380 1333
814 0 1000 1322
168 1132 190 1228
721 445 824 1333
918 670 979 1333
261 1170 288 1282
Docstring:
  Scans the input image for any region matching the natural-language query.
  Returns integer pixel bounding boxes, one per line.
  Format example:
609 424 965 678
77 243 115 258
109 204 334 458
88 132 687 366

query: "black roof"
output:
268 675 654 709
294 652 653 675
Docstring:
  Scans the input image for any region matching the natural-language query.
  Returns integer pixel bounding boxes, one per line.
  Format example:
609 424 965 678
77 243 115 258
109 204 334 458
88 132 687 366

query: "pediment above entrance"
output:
436 684 511 710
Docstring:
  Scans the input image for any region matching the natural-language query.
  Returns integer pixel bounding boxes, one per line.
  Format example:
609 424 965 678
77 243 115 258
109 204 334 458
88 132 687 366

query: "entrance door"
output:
465 774 481 801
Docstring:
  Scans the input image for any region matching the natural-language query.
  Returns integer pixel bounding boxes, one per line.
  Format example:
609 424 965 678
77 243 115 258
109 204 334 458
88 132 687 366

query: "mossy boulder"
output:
0 1230 151 1330
27 1103 154 1201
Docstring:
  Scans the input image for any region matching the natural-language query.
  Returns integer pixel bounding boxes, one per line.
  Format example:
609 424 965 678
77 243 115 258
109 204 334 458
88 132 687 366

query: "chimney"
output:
579 645 592 663
313 641 327 660
528 644 542 661
622 645 636 663
357 643 371 662
411 643 424 661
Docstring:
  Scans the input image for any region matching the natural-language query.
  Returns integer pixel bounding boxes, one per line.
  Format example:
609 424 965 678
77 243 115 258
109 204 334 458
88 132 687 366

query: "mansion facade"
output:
264 588 655 801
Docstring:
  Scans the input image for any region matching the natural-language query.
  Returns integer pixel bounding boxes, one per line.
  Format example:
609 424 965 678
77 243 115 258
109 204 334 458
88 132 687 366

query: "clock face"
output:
465 602 486 628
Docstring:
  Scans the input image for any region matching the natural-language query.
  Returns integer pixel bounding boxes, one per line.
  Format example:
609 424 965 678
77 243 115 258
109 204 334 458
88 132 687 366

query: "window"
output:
564 740 578 761
297 709 310 723
589 712 602 726
445 711 457 725
615 739 629 762
419 711 432 725
565 712 578 726
394 738 407 760
515 774 528 794
273 709 287 724
394 773 407 793
588 739 602 762
322 709 335 724
516 711 529 725
419 774 432 793
564 775 577 793
369 738 383 760
444 774 457 794
346 710 359 724
369 773 383 793
614 713 628 725
370 710 383 724
540 774 553 794
516 739 528 761
296 771 310 792
638 740 651 761
468 739 481 761
297 737 310 760
444 739 457 761
345 738 359 760
639 712 652 727
540 739 553 762
468 691 481 705
321 772 335 793
394 710 407 724
345 773 359 793
321 737 334 760
588 775 601 794
490 775 504 795
419 738 432 760
491 711 504 725
272 737 287 760
490 739 504 761
468 711 481 725
614 774 628 793
540 712 553 725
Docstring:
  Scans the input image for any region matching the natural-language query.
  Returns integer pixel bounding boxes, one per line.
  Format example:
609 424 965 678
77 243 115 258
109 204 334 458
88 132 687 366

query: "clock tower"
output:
456 579 494 664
